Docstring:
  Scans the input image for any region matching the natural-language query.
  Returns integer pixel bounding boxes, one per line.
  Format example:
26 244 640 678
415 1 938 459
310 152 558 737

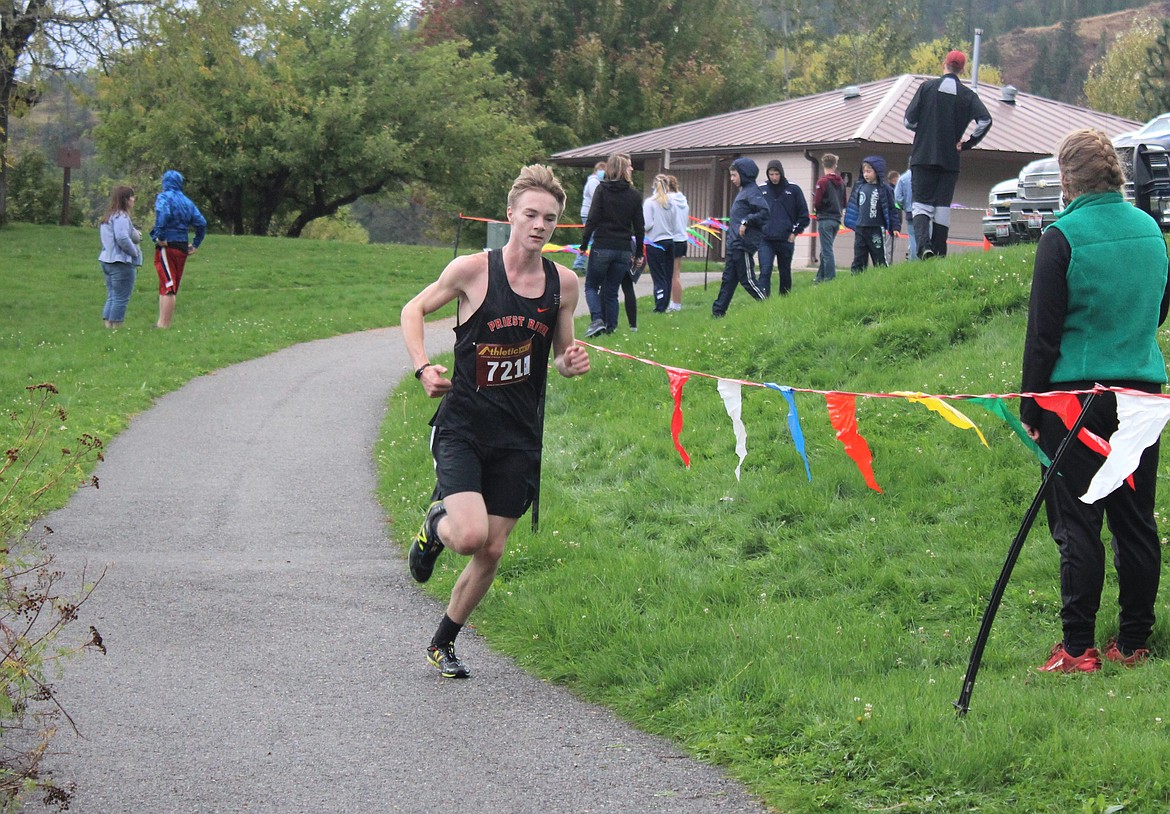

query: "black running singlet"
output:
430 250 560 449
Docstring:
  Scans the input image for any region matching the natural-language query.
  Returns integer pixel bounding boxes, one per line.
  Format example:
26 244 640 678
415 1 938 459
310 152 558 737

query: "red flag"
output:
825 393 882 493
668 369 691 468
1033 392 1133 488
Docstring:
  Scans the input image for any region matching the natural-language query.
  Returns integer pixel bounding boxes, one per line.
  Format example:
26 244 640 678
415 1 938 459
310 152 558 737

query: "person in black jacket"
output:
758 160 810 296
580 152 645 336
712 158 768 317
903 50 992 259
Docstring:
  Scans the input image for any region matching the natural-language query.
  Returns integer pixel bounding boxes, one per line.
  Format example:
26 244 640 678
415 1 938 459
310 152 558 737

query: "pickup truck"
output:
982 177 1018 245
1007 157 1060 242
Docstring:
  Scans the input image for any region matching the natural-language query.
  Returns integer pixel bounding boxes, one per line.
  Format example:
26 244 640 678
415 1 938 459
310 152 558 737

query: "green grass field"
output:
378 242 1170 812
5 222 1170 812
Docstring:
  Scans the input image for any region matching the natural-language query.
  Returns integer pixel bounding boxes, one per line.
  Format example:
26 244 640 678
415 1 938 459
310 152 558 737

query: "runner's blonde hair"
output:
507 164 566 214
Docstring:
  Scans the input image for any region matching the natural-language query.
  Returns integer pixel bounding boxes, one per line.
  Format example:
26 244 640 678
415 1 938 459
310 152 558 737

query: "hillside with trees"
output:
983 0 1170 105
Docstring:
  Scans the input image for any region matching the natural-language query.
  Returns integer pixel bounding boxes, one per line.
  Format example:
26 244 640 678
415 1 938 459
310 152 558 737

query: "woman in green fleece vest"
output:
1021 128 1170 674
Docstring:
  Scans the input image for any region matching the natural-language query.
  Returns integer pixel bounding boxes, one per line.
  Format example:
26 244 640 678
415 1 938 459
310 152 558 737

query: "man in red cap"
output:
903 50 993 259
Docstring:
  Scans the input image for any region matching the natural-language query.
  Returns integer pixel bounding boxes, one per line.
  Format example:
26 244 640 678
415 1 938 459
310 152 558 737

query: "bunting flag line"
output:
717 380 749 481
576 340 1170 490
825 393 883 493
766 383 813 481
1080 393 1170 503
667 368 692 468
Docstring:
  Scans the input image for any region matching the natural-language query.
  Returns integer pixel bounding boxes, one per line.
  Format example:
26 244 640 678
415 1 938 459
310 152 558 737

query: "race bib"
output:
476 339 533 388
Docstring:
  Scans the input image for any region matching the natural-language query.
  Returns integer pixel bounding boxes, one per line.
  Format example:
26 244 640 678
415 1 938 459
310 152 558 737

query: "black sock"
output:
431 614 463 649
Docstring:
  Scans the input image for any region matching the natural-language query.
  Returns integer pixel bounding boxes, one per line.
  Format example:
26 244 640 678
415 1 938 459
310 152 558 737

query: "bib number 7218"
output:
476 339 533 388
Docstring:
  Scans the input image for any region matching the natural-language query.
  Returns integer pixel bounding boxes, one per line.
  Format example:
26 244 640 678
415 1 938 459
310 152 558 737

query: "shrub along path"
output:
36 273 766 813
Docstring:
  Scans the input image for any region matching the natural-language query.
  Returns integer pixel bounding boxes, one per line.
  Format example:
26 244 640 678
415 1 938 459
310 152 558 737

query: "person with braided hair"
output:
1021 128 1170 673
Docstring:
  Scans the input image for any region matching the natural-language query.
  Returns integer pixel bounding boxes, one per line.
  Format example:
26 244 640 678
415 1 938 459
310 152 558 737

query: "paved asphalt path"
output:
37 272 770 813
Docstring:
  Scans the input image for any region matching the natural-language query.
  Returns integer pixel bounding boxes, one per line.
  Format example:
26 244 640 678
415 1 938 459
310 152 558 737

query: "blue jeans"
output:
585 248 631 330
816 218 839 282
757 237 795 296
101 261 137 322
573 230 589 270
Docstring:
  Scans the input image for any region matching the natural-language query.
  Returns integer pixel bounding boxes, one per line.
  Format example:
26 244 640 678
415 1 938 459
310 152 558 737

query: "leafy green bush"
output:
5 150 80 226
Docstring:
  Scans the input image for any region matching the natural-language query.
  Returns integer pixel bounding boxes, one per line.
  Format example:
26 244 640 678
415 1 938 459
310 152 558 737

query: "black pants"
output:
712 247 765 316
645 243 673 312
851 226 886 273
758 237 795 296
1038 391 1162 653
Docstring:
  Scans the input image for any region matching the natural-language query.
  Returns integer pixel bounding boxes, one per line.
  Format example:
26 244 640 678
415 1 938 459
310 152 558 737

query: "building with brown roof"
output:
551 74 1141 264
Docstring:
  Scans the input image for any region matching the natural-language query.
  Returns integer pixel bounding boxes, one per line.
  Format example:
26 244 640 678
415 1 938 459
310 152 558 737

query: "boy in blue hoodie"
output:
149 170 207 328
712 158 768 317
844 156 894 275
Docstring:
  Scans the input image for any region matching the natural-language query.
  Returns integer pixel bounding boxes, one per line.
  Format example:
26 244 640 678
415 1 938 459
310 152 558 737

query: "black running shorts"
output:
430 427 540 519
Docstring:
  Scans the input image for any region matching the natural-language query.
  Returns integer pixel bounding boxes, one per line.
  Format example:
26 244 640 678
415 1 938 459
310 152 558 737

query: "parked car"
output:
1118 112 1170 149
1008 157 1060 242
982 177 1017 245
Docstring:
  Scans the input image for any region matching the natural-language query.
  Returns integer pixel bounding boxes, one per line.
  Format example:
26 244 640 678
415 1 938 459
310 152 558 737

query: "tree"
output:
95 0 540 236
415 0 774 149
905 40 1003 85
779 0 918 91
1084 17 1160 120
1137 19 1170 120
0 0 153 223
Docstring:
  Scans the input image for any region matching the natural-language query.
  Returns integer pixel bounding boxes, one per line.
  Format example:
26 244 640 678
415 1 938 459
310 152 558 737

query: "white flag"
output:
717 379 748 481
1080 393 1170 503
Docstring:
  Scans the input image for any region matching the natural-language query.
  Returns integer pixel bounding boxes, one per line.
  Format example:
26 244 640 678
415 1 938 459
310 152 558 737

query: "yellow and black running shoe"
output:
409 500 446 583
427 642 471 679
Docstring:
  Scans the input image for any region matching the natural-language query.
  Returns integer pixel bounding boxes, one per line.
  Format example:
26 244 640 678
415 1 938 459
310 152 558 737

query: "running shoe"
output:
427 642 471 679
409 501 446 583
584 319 606 338
1103 639 1150 666
1038 643 1101 673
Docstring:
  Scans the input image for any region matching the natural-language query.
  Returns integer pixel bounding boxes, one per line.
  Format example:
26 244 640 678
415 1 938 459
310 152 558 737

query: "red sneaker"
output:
1038 643 1101 673
1103 640 1150 666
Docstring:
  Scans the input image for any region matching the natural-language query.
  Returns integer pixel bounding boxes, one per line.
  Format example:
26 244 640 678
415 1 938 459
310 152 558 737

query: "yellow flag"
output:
892 392 989 447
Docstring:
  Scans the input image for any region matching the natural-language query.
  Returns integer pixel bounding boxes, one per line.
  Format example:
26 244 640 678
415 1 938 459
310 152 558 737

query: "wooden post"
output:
57 146 81 226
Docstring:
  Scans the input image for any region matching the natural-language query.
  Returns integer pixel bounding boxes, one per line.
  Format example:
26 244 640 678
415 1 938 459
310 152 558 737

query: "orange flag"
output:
825 393 882 493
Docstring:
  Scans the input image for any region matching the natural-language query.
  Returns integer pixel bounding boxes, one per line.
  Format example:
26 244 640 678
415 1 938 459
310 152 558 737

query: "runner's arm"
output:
401 255 480 397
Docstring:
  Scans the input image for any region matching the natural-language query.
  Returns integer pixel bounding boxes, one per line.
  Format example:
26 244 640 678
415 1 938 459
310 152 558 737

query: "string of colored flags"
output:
578 341 1170 502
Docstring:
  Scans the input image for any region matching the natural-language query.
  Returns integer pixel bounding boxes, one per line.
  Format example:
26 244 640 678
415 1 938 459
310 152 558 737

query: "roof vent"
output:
1000 85 1018 104
842 85 861 100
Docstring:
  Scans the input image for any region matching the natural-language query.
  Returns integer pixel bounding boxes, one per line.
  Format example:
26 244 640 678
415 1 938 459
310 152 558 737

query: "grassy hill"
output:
380 243 1170 812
